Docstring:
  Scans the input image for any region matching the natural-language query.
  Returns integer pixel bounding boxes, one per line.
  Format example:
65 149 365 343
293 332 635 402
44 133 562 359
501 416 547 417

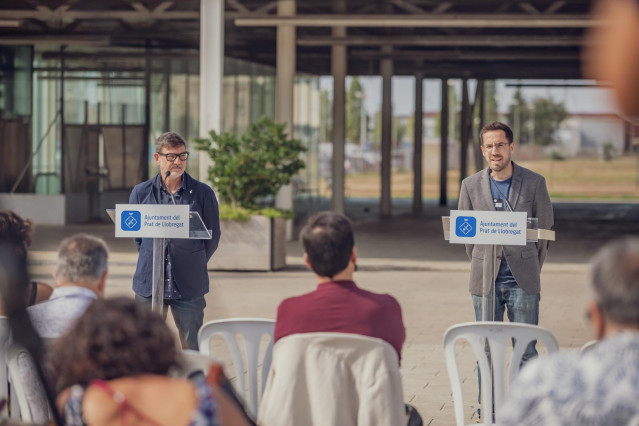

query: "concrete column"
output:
331 0 346 214
475 79 485 171
412 71 423 213
275 0 295 238
199 0 224 181
460 79 469 182
380 46 393 218
440 79 448 207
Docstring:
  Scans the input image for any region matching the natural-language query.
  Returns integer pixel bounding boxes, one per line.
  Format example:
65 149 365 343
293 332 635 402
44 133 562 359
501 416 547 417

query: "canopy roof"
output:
0 0 595 78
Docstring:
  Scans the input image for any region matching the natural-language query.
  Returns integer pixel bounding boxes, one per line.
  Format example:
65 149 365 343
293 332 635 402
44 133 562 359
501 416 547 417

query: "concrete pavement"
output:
25 209 633 425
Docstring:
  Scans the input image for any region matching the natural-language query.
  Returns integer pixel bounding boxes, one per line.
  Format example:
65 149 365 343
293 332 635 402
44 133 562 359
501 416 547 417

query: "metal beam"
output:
234 14 601 28
0 35 110 45
439 79 448 207
297 35 585 47
544 1 567 15
390 0 426 15
0 19 20 27
0 6 198 23
352 50 581 61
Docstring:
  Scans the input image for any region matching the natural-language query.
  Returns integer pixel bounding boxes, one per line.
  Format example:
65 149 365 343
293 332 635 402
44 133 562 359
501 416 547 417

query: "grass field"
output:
318 155 639 201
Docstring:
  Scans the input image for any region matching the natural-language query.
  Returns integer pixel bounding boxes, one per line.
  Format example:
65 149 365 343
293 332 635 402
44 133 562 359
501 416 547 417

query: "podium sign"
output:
115 204 189 239
449 210 527 246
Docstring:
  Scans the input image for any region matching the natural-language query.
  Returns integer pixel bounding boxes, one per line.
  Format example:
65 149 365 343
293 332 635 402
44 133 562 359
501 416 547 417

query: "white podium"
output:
108 205 212 313
442 210 555 321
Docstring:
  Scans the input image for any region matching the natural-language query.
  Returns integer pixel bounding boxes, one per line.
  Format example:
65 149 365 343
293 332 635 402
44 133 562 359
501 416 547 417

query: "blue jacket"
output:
129 172 221 298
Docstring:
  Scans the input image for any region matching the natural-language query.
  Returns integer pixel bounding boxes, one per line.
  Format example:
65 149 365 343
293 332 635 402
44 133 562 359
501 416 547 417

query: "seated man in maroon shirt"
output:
273 211 406 361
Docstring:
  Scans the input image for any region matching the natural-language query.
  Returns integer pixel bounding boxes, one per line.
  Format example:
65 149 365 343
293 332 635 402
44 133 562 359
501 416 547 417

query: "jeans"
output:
471 282 540 417
136 294 206 350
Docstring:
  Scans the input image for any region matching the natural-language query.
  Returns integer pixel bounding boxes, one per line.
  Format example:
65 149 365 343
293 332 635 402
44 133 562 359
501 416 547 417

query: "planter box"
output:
208 215 286 271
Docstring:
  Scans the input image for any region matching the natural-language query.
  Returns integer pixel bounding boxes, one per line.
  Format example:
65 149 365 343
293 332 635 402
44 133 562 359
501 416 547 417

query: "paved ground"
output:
25 205 636 425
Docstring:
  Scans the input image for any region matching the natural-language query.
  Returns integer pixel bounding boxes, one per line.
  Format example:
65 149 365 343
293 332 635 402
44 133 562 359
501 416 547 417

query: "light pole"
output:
512 98 520 142
529 103 535 145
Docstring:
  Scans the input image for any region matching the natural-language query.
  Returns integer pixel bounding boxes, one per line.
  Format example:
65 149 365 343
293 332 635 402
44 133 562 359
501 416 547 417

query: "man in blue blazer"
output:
459 121 554 360
129 132 220 350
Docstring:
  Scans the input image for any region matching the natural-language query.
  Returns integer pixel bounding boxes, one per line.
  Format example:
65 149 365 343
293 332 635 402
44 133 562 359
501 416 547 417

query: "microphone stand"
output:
163 170 177 205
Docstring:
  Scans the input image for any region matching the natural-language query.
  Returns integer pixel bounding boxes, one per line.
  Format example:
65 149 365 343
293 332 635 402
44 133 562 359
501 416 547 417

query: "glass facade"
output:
24 48 325 200
0 46 33 193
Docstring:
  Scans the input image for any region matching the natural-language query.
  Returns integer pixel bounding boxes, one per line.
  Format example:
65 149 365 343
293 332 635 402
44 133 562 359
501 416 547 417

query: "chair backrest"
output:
258 332 405 426
197 318 275 418
443 322 559 426
0 316 11 418
6 344 51 423
580 339 598 353
177 349 219 378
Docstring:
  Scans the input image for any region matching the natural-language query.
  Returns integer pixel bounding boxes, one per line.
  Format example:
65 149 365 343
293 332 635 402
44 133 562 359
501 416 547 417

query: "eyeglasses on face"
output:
482 142 510 151
157 151 189 161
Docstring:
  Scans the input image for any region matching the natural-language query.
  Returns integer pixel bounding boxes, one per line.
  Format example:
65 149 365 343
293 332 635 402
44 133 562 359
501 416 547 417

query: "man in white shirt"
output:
28 233 108 338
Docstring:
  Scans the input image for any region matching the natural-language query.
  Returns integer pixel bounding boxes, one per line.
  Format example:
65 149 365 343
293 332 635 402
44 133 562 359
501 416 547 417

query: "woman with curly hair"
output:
49 297 250 426
0 210 53 312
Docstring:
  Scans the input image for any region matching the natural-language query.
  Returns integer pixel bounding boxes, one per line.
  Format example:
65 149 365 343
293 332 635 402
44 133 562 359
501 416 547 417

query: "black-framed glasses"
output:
157 151 189 161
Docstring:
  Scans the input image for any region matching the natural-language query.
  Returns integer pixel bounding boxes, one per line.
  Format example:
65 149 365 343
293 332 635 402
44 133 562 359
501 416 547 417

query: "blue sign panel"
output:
121 210 141 231
455 216 476 238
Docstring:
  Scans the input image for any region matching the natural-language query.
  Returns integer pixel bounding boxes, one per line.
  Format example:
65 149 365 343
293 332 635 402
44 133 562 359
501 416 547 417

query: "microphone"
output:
163 170 177 205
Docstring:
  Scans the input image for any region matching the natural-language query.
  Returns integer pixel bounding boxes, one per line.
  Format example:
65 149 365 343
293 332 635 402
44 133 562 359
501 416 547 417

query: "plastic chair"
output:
6 344 51 423
177 349 219 378
580 339 598 353
197 318 275 418
258 332 405 426
0 317 12 418
443 322 559 426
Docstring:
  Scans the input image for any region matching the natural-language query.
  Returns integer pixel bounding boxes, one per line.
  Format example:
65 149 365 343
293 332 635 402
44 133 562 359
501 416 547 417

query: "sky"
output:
319 76 620 118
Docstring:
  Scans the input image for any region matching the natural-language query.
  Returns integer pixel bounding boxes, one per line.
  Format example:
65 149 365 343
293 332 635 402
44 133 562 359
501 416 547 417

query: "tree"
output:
194 117 306 211
483 80 499 122
435 81 461 141
346 77 364 143
372 110 405 149
319 89 332 142
531 97 567 147
507 89 531 144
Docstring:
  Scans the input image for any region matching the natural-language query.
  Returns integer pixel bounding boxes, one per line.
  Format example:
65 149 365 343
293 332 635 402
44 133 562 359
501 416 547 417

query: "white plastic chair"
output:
443 322 559 426
0 317 12 418
580 339 598 353
177 349 219 378
6 344 51 423
197 318 275 418
258 332 405 426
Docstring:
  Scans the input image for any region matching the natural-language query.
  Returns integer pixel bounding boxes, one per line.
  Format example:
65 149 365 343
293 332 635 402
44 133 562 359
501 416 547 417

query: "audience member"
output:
0 210 53 312
499 237 639 425
274 211 405 359
49 297 250 426
28 233 108 338
270 211 421 425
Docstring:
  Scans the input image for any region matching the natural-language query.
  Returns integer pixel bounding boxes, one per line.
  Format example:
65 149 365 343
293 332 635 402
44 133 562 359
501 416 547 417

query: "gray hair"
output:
155 132 186 153
56 234 109 284
590 237 639 326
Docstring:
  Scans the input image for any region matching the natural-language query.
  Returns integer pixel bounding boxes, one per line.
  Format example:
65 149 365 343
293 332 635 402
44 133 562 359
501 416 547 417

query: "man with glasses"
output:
129 132 220 350
458 121 553 417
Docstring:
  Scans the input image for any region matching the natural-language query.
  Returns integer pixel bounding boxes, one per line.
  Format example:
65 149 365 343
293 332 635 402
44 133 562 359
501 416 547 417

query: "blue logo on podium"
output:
121 210 141 231
455 216 476 237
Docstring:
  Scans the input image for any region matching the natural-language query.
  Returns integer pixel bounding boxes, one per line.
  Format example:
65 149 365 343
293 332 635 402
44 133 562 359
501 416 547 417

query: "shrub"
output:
194 117 306 219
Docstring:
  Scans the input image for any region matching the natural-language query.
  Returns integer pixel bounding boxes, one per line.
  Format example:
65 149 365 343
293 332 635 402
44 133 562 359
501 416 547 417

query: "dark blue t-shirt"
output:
489 174 517 288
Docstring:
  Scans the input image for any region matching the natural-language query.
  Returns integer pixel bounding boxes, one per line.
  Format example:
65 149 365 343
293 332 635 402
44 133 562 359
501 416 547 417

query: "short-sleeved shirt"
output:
499 331 639 426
